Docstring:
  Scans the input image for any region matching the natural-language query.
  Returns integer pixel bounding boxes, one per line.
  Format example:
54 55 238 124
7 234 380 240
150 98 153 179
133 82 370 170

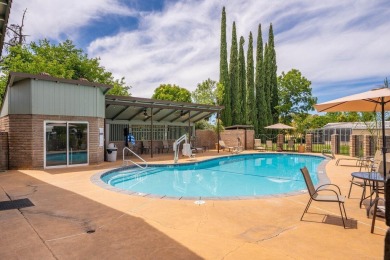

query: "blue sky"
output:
9 0 390 104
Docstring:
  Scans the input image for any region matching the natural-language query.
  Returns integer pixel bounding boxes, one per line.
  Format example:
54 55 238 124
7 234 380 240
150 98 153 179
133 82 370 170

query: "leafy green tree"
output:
152 84 191 103
219 7 231 126
238 36 246 124
0 39 130 102
246 32 255 127
195 119 213 130
267 24 279 124
255 24 268 135
192 78 218 105
229 22 239 125
277 69 317 123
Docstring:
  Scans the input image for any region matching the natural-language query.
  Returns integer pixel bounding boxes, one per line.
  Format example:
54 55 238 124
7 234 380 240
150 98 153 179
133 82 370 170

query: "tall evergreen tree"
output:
238 36 246 124
268 23 279 123
219 7 231 126
255 24 268 136
246 32 255 127
263 42 273 125
229 22 239 125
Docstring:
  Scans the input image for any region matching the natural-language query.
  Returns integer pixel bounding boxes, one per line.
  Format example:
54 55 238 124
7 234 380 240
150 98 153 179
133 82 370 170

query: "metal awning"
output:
0 0 12 57
105 95 224 124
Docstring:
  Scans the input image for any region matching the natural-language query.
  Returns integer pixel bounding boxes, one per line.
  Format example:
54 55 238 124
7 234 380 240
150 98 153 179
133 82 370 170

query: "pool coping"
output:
90 152 331 201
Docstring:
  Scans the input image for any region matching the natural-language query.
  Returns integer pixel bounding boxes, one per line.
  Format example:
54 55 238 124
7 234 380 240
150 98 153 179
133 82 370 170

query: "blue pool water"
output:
46 151 88 166
101 154 325 198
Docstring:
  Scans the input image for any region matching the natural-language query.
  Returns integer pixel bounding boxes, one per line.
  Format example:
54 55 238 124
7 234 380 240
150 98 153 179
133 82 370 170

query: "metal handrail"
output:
173 134 188 163
123 147 148 169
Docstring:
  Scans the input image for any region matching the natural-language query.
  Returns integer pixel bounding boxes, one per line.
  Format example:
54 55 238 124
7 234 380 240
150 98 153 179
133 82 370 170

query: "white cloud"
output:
8 0 390 102
9 0 136 41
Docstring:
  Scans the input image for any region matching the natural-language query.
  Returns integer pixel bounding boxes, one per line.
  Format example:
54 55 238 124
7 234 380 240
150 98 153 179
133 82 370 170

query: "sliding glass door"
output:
45 121 88 168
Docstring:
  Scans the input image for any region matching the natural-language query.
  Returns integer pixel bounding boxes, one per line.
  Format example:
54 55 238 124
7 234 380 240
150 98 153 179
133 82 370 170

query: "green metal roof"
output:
0 0 12 57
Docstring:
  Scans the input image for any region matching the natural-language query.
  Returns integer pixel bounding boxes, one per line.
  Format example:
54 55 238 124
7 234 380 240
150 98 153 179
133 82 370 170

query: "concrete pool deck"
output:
0 150 386 259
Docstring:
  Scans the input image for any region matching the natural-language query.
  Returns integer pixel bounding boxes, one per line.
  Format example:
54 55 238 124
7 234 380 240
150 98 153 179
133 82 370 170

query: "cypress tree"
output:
238 36 246 124
268 23 279 123
229 22 239 125
255 24 268 136
263 42 273 125
246 32 255 127
219 7 231 126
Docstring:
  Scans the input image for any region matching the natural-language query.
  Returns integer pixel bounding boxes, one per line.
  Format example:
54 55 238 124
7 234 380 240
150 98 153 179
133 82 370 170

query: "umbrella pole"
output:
382 98 387 180
383 98 390 259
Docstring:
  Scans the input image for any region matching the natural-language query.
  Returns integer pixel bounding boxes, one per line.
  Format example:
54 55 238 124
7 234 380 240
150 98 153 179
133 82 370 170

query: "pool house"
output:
0 72 223 170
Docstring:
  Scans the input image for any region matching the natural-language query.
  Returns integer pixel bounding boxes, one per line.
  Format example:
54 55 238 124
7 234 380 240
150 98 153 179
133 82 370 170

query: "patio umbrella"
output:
315 87 390 229
264 123 295 130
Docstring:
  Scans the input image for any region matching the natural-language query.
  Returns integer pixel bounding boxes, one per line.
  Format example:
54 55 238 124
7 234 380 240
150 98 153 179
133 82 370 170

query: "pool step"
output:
108 168 160 186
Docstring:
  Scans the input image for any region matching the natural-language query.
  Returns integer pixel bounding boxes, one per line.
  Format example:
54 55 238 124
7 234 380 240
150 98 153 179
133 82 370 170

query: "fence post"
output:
331 134 339 154
363 135 371 157
305 133 312 152
277 134 284 151
350 135 357 157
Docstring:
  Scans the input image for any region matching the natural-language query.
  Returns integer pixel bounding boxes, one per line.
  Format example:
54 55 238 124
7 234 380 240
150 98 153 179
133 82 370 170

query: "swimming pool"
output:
96 153 328 199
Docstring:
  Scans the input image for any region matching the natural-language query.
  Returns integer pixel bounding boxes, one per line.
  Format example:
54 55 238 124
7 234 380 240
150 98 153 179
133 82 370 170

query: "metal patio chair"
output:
300 166 348 228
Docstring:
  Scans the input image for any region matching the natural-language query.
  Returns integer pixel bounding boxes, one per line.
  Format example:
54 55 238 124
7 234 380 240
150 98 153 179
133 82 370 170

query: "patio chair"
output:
254 139 266 151
162 140 170 153
266 140 273 151
232 137 243 154
142 141 151 154
371 198 385 233
219 140 233 152
300 166 348 228
347 150 382 202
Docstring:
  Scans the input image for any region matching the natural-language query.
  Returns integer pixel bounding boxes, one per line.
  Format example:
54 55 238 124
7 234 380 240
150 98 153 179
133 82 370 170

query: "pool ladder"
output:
123 147 148 169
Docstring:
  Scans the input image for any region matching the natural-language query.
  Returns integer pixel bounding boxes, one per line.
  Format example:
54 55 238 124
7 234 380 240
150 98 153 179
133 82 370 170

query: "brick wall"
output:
0 132 8 171
220 129 254 150
195 130 217 149
0 114 104 169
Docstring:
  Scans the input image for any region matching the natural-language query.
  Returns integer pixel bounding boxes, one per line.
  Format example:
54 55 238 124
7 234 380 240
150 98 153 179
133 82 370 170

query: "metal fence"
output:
306 128 352 155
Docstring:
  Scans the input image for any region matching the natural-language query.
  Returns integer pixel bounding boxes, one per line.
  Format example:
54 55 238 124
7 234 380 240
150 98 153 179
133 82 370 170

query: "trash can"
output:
106 143 117 162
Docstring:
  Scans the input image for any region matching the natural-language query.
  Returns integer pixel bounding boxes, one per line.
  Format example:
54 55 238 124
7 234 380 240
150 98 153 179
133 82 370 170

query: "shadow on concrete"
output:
301 212 358 229
0 171 202 259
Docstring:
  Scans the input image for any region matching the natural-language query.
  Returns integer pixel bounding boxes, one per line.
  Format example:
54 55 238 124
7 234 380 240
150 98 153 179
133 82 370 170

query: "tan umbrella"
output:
315 87 390 181
265 123 295 130
315 87 390 231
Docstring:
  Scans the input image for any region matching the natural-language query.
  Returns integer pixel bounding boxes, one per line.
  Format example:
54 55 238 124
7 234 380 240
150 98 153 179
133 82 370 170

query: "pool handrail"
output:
123 147 148 169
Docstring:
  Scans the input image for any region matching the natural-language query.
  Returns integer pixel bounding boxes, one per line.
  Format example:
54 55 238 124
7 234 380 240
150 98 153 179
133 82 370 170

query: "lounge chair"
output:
254 139 266 151
219 140 234 152
266 140 273 151
300 166 348 228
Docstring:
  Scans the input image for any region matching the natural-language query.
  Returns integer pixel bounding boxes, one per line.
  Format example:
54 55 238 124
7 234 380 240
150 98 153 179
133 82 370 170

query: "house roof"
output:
105 95 224 124
323 121 390 130
7 71 113 91
225 125 254 129
0 0 12 56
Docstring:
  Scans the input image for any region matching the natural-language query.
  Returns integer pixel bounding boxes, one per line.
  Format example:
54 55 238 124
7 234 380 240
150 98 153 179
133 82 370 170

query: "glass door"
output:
45 121 89 168
68 123 88 165
45 122 67 167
